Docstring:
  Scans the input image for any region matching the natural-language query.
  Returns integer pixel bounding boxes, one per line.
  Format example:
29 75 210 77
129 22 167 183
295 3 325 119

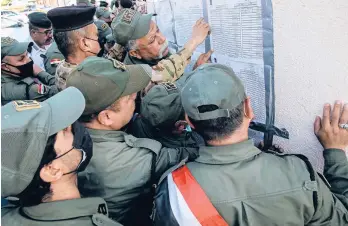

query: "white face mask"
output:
155 40 169 60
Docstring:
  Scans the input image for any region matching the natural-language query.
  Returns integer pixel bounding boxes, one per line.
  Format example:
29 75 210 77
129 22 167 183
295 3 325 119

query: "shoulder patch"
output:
50 58 62 65
160 82 177 92
110 58 127 71
37 84 49 94
121 9 136 24
13 100 41 112
101 23 108 31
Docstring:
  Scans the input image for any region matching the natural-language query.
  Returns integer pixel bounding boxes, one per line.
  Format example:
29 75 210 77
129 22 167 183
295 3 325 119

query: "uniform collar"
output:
28 36 49 52
195 139 261 164
21 197 109 221
87 128 127 142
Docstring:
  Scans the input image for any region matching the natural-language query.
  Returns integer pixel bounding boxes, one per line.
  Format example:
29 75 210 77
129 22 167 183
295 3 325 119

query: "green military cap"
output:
28 12 52 29
111 9 154 46
94 19 112 41
66 56 152 115
76 0 92 6
96 7 111 19
141 82 184 128
1 87 85 197
47 6 96 32
181 64 246 121
1 37 31 60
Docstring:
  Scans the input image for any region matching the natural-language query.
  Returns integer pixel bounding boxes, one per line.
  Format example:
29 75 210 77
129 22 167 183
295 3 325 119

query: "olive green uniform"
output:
78 130 198 225
2 197 122 226
1 70 59 105
184 142 348 225
44 42 64 75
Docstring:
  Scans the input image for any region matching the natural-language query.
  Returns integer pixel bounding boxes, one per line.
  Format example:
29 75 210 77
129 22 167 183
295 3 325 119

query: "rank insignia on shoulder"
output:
110 58 127 71
160 82 177 91
121 9 136 24
13 100 41 112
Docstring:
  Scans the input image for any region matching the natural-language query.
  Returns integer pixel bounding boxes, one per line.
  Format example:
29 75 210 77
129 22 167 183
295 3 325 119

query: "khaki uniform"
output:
55 60 77 91
2 197 122 225
123 48 193 83
155 140 348 225
1 70 58 105
78 129 199 226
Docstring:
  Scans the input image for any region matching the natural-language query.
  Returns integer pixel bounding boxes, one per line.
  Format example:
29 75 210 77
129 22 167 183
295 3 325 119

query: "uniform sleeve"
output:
307 149 348 225
1 82 28 103
153 48 193 83
36 71 57 85
27 82 59 101
155 146 199 179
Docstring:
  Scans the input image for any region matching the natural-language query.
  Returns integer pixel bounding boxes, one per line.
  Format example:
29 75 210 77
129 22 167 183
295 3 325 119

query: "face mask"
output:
84 37 102 56
5 60 34 77
155 40 169 60
54 122 93 175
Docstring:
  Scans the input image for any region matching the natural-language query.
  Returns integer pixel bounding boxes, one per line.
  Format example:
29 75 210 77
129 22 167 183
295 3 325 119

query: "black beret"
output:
47 6 96 32
28 12 51 29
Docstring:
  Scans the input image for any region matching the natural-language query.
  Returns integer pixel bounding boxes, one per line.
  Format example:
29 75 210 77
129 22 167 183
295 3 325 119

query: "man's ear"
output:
244 97 255 121
97 110 115 126
185 114 196 129
78 37 92 52
40 163 63 183
129 49 141 59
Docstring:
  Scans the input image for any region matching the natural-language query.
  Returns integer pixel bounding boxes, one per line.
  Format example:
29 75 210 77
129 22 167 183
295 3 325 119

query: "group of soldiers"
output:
1 1 348 226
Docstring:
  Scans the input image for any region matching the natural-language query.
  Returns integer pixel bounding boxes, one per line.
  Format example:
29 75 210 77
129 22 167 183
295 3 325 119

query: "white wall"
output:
273 0 348 171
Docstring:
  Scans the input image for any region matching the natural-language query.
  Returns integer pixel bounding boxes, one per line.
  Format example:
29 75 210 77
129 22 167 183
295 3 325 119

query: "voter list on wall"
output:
147 0 274 142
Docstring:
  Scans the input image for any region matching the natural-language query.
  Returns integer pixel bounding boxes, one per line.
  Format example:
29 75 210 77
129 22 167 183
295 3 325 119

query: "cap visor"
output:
45 87 86 136
8 42 31 56
132 13 153 40
122 64 152 96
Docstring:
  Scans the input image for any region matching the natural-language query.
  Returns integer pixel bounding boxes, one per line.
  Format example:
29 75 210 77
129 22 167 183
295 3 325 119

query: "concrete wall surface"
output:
272 0 348 170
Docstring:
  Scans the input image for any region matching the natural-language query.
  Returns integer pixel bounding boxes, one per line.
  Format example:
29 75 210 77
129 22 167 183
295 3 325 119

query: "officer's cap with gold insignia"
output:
47 6 96 32
1 87 86 197
66 56 152 115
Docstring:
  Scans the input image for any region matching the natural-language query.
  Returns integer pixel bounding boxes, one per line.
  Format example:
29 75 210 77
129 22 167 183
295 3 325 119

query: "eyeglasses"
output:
34 29 52 35
54 146 87 175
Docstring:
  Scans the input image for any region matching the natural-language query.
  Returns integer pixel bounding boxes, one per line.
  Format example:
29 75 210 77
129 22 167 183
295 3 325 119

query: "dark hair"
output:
189 102 244 141
115 0 119 8
53 31 73 59
28 23 39 33
17 135 57 207
120 0 133 8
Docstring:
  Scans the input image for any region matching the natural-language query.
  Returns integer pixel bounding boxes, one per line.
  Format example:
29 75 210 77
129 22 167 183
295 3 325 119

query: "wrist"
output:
184 39 198 52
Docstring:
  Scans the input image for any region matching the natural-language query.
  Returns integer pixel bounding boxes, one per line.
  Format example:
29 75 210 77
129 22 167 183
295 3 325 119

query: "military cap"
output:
1 87 85 197
28 12 51 29
76 0 92 6
47 6 96 32
111 9 154 46
96 6 112 18
181 64 246 121
106 34 115 43
141 82 184 128
95 19 112 41
1 37 31 60
66 56 152 115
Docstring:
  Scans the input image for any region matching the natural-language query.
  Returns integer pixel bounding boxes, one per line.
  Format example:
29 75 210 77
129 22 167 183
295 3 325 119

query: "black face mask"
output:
5 60 34 77
54 122 93 175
